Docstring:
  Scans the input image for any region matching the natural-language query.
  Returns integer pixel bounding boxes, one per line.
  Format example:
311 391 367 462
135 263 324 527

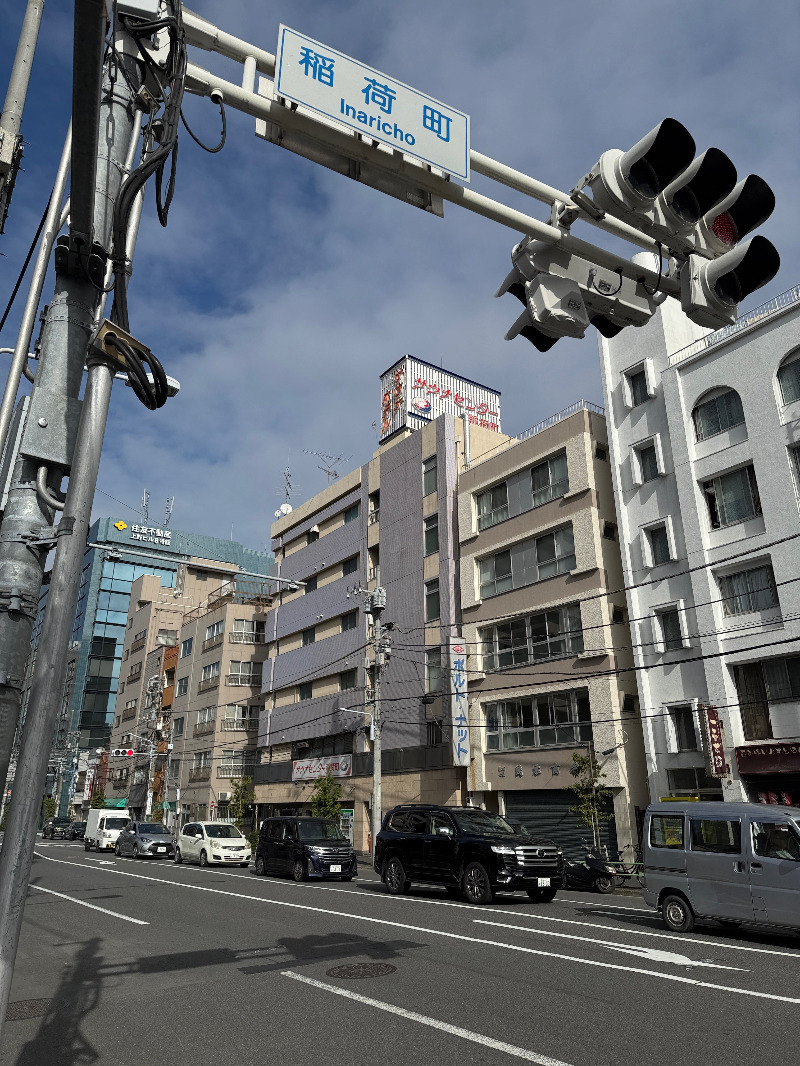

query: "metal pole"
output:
0 38 144 1038
369 590 385 856
0 0 45 225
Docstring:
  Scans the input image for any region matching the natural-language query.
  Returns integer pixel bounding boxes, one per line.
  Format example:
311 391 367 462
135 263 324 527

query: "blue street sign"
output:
276 25 470 181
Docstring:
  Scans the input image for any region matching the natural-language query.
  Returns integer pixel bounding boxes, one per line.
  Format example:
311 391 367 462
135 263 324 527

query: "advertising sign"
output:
449 638 470 767
276 25 470 180
380 356 501 442
704 705 728 777
292 753 353 781
736 742 800 776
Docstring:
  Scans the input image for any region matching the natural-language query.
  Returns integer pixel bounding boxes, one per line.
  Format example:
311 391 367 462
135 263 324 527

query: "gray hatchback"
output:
115 820 175 859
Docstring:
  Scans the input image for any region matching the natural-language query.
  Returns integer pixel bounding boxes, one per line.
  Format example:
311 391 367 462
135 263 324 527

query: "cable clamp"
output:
54 233 108 286
0 584 40 623
0 517 74 551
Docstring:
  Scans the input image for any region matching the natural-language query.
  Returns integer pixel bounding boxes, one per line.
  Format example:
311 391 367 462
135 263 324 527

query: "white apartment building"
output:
599 285 800 808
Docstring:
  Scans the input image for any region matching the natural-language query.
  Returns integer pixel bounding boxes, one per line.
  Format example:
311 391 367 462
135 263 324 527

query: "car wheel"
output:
174 848 183 865
69 833 75 841
662 894 695 933
132 844 139 860
384 857 410 895
462 861 494 905
84 840 90 851
594 875 615 894
254 855 266 876
114 842 121 857
526 888 557 903
292 859 306 882
200 849 208 868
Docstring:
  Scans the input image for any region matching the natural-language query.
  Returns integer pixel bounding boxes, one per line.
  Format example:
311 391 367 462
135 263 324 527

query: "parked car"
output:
67 821 86 840
254 816 357 881
643 800 800 933
115 820 175 859
42 817 72 839
84 809 132 851
175 822 251 867
375 804 564 904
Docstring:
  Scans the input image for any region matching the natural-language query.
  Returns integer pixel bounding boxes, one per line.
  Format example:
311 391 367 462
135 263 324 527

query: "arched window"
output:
692 387 745 441
777 349 800 405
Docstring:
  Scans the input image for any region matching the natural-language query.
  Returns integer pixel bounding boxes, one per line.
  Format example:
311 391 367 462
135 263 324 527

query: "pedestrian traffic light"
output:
111 748 135 757
495 237 657 351
680 234 781 328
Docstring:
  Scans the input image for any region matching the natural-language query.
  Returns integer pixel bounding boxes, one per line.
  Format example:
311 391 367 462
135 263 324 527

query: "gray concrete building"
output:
599 284 800 808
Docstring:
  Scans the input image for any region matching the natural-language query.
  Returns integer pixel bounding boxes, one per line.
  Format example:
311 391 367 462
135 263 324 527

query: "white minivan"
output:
175 821 251 867
84 808 132 851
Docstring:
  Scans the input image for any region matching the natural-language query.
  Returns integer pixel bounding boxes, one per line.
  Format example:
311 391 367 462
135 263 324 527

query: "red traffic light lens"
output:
711 211 738 246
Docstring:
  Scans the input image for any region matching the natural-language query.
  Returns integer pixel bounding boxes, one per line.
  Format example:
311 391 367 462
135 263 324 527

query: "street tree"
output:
310 768 342 820
568 751 614 851
228 776 255 829
90 789 106 810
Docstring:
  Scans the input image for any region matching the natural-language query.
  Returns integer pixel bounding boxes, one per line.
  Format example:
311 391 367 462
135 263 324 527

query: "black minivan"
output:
254 816 357 882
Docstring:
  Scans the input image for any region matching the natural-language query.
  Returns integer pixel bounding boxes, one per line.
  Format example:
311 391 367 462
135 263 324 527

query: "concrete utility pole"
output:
0 0 45 231
367 586 387 853
0 2 146 1037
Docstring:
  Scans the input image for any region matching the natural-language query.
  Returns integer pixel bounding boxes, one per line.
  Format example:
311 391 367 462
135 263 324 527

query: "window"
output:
602 522 617 541
302 627 316 646
427 720 444 747
656 607 684 652
477 482 509 531
479 526 575 599
180 637 193 658
424 514 439 556
627 365 650 407
595 444 607 462
176 677 188 697
307 528 319 544
480 603 583 672
648 524 671 566
343 502 360 524
425 578 440 622
229 661 261 685
124 698 137 711
339 669 357 691
719 564 778 616
622 693 638 715
299 681 313 701
667 767 724 799
192 750 211 770
205 620 223 642
690 819 741 854
668 704 698 751
752 822 800 862
532 452 569 508
650 815 684 849
479 549 512 599
638 442 659 483
425 647 442 692
778 351 800 405
157 628 178 646
342 556 359 576
693 389 745 441
134 629 146 643
232 618 266 642
304 575 317 593
340 610 358 633
423 456 438 497
201 661 220 681
197 706 216 726
485 689 591 751
759 656 800 702
703 465 761 528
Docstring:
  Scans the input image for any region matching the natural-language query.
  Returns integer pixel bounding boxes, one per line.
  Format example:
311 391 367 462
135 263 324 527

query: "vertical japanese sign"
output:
705 705 728 776
276 26 470 180
450 638 470 767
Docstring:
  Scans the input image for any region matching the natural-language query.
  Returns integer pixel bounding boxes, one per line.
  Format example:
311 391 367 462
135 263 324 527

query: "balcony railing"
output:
188 767 211 782
368 509 380 525
130 636 146 653
202 633 224 652
193 720 216 737
221 717 259 731
226 673 262 687
217 764 256 779
198 676 220 693
126 669 142 683
230 631 266 644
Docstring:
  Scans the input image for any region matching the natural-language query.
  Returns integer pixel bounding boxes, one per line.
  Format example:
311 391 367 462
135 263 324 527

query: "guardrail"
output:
466 399 605 471
197 676 220 693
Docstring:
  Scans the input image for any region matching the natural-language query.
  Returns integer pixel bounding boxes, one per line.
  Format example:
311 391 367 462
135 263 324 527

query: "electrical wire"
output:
105 332 168 409
180 97 226 153
0 193 50 336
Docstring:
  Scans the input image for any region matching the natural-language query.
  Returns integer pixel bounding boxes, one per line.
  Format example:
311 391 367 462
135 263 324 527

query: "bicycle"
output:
607 842 645 888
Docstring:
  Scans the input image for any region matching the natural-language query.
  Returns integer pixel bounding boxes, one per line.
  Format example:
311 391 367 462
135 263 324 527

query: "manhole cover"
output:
7 999 52 1021
326 963 396 979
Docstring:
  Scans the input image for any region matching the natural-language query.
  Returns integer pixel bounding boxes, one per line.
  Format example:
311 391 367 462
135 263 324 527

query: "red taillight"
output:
711 211 738 246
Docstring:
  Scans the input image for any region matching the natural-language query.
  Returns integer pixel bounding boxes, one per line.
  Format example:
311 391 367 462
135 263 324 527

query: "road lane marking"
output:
282 971 573 1065
32 852 800 1003
28 884 149 925
473 920 745 970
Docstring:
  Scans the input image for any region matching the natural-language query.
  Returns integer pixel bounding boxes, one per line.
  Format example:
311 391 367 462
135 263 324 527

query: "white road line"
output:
28 884 149 925
282 970 572 1065
32 852 800 1004
474 920 745 970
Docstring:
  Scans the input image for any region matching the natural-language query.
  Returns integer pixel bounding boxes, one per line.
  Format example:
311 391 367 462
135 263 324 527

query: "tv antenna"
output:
141 489 150 523
164 497 175 528
304 449 352 486
274 463 296 519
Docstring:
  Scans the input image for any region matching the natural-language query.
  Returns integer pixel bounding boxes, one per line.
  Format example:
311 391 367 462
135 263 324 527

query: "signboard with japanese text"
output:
736 742 800 776
704 705 728 777
276 25 470 180
380 356 501 442
292 753 353 782
484 748 583 790
450 638 470 767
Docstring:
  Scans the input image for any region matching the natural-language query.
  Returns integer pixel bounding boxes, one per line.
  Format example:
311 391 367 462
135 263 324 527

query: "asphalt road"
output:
1 838 799 1066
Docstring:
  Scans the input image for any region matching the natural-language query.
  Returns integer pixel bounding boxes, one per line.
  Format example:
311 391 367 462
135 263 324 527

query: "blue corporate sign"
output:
276 25 470 181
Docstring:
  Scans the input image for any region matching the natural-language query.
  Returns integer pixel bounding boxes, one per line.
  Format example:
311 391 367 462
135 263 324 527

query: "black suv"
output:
254 816 357 882
375 804 563 904
42 817 72 839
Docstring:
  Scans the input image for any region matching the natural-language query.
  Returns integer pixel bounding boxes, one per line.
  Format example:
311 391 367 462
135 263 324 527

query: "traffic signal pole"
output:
0 0 45 229
0 5 145 1036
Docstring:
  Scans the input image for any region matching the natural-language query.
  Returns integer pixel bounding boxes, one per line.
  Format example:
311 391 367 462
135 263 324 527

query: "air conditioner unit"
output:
219 792 230 801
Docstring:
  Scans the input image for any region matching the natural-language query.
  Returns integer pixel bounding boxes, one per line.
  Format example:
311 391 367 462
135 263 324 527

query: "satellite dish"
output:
279 503 293 515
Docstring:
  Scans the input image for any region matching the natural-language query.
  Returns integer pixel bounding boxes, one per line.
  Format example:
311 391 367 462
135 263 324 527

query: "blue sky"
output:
1 1 797 551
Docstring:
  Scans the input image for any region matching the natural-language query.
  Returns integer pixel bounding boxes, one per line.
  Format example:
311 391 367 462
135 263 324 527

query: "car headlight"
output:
491 845 515 856
211 841 221 849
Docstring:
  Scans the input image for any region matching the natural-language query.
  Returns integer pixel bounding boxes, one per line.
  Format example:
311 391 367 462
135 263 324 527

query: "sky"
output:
0 0 797 554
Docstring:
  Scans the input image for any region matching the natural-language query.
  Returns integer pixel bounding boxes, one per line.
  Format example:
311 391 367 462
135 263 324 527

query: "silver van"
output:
643 801 800 933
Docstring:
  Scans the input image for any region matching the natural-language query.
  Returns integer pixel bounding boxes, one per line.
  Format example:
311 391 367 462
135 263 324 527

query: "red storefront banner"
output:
736 742 800 776
705 706 728 776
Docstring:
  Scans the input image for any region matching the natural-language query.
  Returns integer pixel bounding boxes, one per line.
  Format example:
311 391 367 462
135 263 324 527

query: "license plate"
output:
155 847 165 852
537 877 550 887
329 864 342 873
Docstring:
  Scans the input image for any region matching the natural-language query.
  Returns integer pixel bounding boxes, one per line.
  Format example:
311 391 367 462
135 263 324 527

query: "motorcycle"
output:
563 842 617 893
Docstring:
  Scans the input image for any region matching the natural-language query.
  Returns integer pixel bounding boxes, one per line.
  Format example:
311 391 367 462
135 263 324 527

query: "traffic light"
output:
495 236 657 351
694 174 776 257
111 748 135 757
680 235 781 328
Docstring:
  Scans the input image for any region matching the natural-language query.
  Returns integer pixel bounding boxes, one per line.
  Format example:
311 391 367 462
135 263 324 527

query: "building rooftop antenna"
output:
163 496 175 528
303 449 353 487
141 489 150 523
274 463 296 520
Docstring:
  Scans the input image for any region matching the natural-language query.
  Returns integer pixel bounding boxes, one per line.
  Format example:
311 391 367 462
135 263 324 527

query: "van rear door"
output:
749 817 800 928
686 814 754 921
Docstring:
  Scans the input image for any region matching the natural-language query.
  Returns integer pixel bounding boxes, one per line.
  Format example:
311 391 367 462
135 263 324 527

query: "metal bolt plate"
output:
325 963 396 979
7 998 53 1021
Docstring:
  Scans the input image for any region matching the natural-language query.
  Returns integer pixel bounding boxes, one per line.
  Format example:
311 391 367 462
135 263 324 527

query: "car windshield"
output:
204 825 243 839
451 810 516 836
53 818 70 824
105 818 128 830
138 823 170 835
297 819 346 842
73 823 86 829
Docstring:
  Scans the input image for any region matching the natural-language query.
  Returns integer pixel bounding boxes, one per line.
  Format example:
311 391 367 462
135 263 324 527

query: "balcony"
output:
198 676 220 693
226 673 262 688
230 631 266 645
221 717 259 731
121 707 137 722
193 720 216 737
202 633 224 652
126 669 142 684
217 764 256 779
368 509 380 525
131 636 146 653
188 767 211 782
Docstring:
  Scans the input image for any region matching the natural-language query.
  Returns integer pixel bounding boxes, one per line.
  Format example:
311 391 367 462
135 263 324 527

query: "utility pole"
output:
0 3 147 1036
0 0 45 231
364 586 389 854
